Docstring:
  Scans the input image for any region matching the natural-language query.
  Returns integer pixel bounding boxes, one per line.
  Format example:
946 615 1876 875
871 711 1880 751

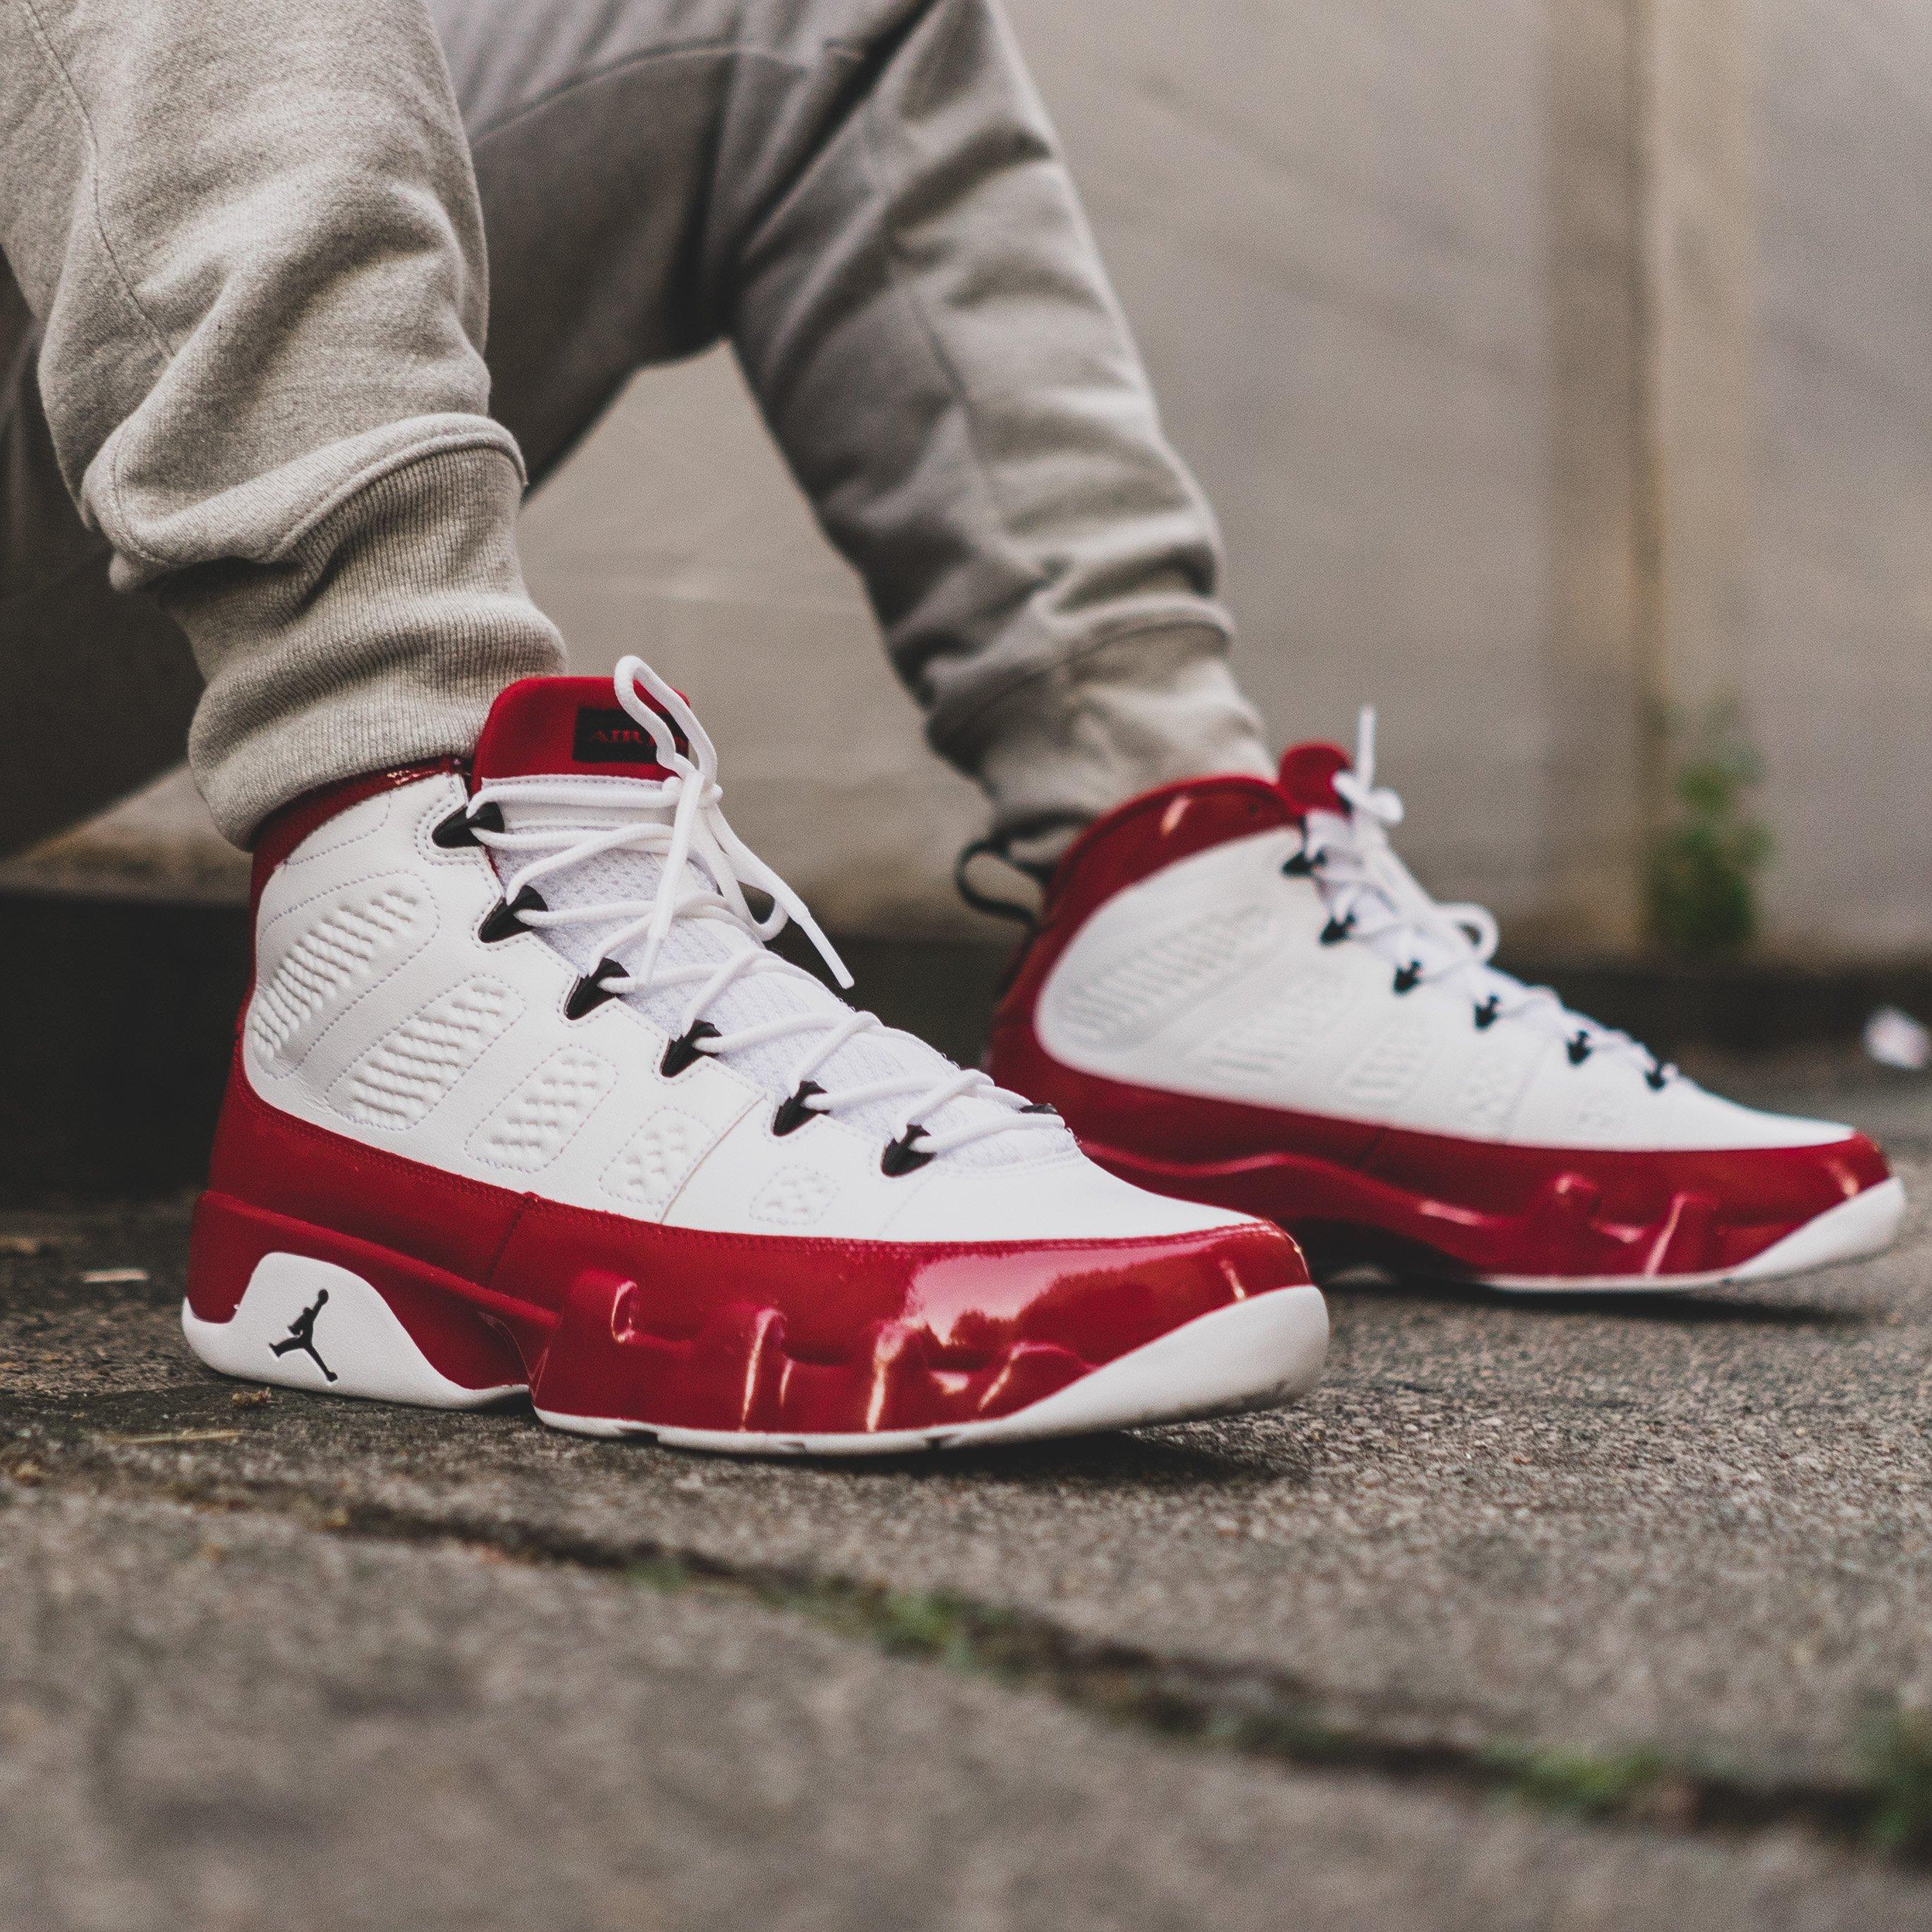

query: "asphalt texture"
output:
2 1057 1928 1929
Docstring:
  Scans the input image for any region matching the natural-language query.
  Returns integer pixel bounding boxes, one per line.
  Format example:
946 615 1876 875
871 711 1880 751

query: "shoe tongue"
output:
473 676 684 783
1276 741 1352 815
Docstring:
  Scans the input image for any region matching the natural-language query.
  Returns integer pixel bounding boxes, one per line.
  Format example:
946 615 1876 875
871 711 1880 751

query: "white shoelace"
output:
1299 711 1674 1085
465 657 1059 1165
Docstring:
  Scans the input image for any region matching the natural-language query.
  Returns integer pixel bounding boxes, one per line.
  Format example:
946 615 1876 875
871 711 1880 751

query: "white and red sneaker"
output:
990 715 1905 1292
181 660 1326 1452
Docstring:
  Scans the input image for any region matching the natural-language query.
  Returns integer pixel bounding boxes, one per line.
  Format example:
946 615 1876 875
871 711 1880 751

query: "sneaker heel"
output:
183 1191 526 1408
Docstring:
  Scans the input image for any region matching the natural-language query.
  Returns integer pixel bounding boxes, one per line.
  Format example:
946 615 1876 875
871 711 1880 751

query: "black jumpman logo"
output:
270 1289 338 1383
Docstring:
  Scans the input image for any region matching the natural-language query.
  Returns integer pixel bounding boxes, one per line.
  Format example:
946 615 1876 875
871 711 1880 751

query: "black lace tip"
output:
954 838 1043 930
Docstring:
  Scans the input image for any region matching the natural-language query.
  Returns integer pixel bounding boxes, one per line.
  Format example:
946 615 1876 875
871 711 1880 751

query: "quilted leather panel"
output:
249 881 432 1073
602 1108 712 1214
468 1047 617 1173
334 978 521 1129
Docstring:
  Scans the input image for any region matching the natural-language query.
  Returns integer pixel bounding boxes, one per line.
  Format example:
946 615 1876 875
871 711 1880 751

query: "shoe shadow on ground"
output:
729 1426 1311 1491
698 1421 1279 1490
1319 1266 1874 1330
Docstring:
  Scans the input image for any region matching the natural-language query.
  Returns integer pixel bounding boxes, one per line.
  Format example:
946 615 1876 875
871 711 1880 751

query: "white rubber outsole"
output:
1476 1178 1907 1294
186 1252 1330 1456
536 1286 1332 1455
183 1253 525 1407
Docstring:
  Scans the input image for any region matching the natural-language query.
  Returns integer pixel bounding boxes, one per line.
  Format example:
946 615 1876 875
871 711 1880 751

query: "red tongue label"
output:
1276 742 1352 815
571 705 682 766
473 676 683 782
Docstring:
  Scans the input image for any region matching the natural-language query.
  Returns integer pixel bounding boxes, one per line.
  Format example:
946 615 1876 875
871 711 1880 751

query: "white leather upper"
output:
1035 830 1854 1153
245 775 1251 1244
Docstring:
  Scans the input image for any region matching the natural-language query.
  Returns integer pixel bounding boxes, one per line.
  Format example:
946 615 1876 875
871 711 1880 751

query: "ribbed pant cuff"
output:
952 625 1276 873
171 445 566 845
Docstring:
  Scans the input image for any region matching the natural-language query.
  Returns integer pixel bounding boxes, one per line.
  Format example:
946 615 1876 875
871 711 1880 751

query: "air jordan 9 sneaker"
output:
990 717 1904 1291
182 660 1326 1452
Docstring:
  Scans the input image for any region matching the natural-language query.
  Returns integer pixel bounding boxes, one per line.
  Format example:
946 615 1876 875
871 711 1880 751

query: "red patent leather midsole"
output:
187 1187 1315 1435
988 1025 1888 1280
1079 1132 1883 1280
195 1057 1311 1433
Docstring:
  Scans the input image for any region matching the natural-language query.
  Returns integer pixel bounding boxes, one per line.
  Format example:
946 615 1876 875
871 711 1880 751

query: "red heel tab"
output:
249 760 461 905
1043 774 1292 927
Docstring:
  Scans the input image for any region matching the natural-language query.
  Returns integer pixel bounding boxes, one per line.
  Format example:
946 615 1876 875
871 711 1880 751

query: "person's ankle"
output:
964 628 1275 882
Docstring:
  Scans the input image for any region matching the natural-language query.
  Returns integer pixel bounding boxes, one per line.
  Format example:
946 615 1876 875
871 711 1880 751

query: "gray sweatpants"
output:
0 0 1270 857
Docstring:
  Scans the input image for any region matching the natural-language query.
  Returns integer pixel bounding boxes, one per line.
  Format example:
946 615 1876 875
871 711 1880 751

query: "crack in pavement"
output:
7 1453 1928 1868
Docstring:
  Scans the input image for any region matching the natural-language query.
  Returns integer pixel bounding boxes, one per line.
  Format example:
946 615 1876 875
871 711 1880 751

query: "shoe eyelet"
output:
1392 961 1422 995
881 1126 934 1178
1020 1100 1059 1117
478 884 545 944
1319 913 1354 947
772 1080 825 1137
1646 1063 1670 1091
432 800 504 849
564 956 626 1021
1474 997 1500 1031
1281 847 1319 878
660 1021 720 1079
1566 1031 1593 1067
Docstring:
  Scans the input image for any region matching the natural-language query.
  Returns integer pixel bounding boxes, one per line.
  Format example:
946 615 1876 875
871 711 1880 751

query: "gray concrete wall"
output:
1749 0 1932 955
8 0 1929 957
521 0 1576 940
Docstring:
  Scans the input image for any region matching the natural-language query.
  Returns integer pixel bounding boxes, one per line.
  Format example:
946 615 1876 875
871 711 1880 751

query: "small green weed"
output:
1861 1711 1932 1858
1644 699 1773 956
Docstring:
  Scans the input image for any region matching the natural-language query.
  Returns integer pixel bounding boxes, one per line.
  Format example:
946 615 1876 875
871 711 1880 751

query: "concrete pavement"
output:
1 1062 1927 1927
